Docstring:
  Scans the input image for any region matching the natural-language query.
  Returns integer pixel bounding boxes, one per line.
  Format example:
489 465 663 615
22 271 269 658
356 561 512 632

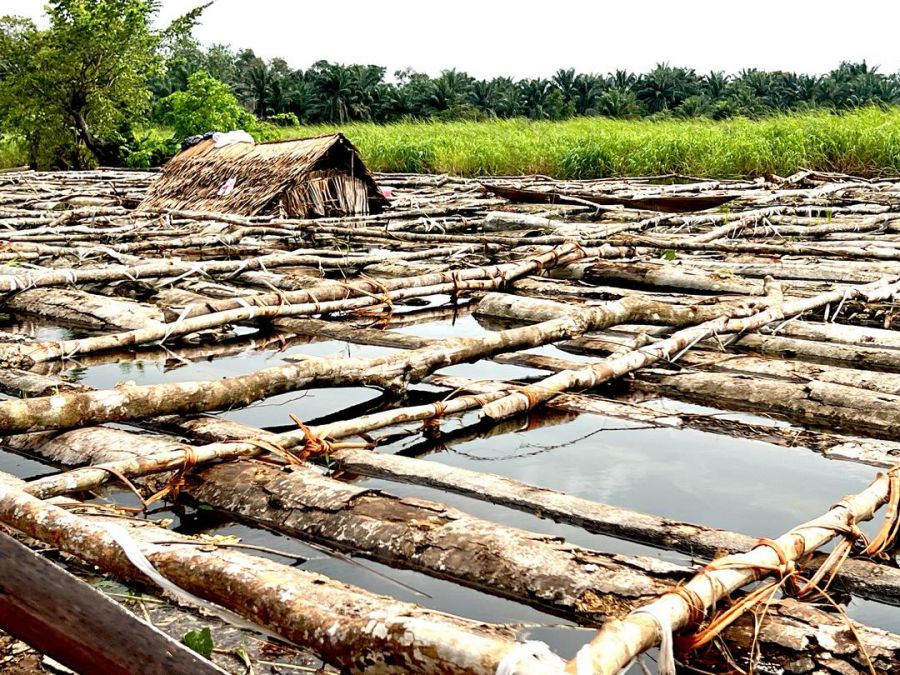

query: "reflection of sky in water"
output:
2 312 898 647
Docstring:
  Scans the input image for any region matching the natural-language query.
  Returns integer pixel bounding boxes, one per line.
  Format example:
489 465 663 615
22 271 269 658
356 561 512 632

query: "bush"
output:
123 134 180 168
157 71 260 140
268 112 300 127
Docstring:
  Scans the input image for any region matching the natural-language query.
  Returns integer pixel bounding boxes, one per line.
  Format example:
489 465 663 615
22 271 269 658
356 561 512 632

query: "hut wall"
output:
282 171 374 218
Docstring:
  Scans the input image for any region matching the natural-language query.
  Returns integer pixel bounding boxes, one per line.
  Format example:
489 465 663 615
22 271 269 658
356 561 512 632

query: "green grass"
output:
280 107 900 179
7 106 900 178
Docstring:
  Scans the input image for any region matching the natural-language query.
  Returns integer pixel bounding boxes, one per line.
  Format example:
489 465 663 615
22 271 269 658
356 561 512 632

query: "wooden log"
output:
4 346 899 617
15 423 900 673
734 333 900 371
631 370 900 440
0 244 584 365
475 282 900 423
0 475 535 674
0 244 474 293
278 317 900 468
565 457 900 674
5 288 163 331
583 260 765 295
0 285 759 433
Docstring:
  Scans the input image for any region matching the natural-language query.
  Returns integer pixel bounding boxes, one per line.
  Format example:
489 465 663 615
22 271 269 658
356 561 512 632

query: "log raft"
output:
0 169 899 672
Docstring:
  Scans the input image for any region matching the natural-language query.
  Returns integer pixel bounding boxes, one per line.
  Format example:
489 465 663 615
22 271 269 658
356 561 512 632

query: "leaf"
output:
233 643 254 674
182 626 214 659
661 249 677 261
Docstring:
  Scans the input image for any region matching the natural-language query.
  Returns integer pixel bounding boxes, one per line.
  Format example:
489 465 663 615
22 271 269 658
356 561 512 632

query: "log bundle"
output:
0 168 898 672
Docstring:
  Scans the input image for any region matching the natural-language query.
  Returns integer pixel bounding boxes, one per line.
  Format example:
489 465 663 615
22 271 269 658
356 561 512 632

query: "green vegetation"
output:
283 107 900 179
3 2 900 175
153 43 900 125
157 71 259 141
182 626 214 658
0 0 202 168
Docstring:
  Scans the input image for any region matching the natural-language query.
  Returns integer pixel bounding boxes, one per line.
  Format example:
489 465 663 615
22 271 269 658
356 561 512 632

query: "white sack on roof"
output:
213 131 255 148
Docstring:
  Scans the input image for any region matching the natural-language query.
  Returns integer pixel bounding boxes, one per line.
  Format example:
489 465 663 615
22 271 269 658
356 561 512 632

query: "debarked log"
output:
0 287 772 434
275 317 900 467
565 450 900 674
9 422 681 625
13 428 900 673
5 287 163 331
0 244 585 365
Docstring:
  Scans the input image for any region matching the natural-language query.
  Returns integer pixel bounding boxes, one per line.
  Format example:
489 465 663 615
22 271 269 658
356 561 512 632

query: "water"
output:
1 309 898 658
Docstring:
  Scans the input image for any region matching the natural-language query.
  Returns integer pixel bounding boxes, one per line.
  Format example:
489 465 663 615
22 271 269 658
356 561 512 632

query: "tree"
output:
426 69 474 116
552 68 577 103
572 74 606 115
158 70 257 139
595 87 641 118
519 79 573 120
0 0 204 168
308 61 354 123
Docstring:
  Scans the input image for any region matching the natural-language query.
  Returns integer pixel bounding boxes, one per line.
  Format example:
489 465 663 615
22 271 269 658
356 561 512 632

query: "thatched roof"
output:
139 133 388 218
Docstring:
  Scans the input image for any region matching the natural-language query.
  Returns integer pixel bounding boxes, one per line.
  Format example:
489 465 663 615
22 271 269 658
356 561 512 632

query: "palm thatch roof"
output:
139 133 388 218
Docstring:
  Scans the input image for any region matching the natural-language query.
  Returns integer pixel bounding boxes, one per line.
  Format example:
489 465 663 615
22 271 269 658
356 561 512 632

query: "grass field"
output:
285 107 900 179
5 107 900 178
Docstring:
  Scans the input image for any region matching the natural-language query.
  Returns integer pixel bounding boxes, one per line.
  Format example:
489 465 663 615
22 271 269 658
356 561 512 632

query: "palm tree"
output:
552 68 577 103
309 62 354 123
469 80 500 118
427 69 474 114
572 74 605 115
347 64 385 121
519 78 571 119
610 69 637 91
637 63 700 114
596 87 640 118
244 59 271 117
704 71 730 100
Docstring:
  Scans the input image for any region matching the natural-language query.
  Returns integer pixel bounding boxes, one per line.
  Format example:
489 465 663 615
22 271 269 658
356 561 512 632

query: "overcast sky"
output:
5 0 899 79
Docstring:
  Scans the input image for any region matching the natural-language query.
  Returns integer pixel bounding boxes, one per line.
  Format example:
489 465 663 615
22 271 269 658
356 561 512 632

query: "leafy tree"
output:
204 43 238 85
572 74 606 115
704 71 730 100
427 69 474 116
158 70 257 139
308 61 354 123
552 68 577 103
0 0 203 168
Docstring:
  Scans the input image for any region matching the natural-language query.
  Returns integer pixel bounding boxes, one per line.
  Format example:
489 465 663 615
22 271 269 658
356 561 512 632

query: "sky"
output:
4 0 900 80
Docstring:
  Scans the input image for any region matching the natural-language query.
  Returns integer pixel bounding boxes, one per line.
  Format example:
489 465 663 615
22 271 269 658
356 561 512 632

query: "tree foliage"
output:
149 40 900 128
0 0 202 168
158 70 257 139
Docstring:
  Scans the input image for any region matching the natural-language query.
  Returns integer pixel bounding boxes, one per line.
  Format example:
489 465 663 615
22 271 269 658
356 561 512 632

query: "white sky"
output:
4 0 899 79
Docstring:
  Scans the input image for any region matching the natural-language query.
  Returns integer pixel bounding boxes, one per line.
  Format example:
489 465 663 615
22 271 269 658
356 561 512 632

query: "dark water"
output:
0 309 897 660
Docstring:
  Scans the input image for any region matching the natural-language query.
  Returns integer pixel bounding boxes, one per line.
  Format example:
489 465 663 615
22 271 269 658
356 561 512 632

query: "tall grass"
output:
285 107 900 179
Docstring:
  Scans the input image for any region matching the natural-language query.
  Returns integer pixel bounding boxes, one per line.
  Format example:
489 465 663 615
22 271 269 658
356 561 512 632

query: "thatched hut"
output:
139 133 388 218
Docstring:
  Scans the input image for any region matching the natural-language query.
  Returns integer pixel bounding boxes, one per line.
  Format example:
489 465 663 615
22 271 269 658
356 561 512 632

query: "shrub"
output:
123 134 180 169
269 112 300 127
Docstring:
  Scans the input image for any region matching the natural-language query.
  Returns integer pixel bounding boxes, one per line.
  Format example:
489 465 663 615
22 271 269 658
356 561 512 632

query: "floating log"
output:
0 472 538 674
